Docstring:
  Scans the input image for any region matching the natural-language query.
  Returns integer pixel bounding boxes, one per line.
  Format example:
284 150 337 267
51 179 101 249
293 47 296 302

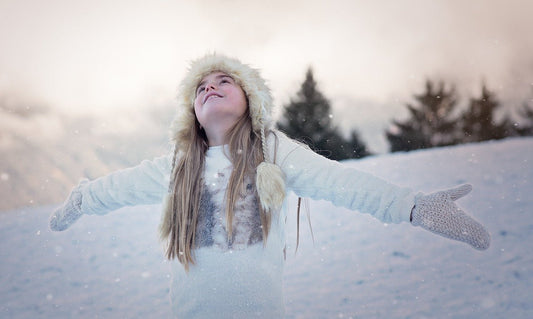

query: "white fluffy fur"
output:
170 53 286 212
256 162 286 212
171 53 274 147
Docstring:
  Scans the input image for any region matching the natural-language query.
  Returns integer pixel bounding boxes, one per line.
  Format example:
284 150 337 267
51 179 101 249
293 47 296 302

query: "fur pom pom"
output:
256 161 286 211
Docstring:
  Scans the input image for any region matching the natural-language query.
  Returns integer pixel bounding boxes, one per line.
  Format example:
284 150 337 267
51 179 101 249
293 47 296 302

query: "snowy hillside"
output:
0 105 172 211
1 137 532 318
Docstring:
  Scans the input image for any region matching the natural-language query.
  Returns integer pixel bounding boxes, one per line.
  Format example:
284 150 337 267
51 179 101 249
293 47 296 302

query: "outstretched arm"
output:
273 131 490 250
49 154 171 231
274 132 414 224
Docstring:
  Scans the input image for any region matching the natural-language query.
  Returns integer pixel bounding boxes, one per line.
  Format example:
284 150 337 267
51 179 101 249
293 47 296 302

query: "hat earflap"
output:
256 127 286 211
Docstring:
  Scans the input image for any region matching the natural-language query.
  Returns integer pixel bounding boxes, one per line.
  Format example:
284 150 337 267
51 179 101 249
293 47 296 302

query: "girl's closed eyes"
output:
196 74 235 96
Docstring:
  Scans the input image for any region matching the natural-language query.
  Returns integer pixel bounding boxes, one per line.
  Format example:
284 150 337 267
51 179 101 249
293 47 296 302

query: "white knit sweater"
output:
79 131 415 318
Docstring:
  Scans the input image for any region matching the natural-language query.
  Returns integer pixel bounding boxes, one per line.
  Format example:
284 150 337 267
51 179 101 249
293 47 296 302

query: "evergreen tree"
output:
386 80 460 152
347 130 371 159
516 101 533 136
460 84 513 142
277 68 370 160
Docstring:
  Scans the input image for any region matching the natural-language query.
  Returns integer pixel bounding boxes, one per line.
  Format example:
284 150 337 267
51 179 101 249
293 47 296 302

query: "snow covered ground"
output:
1 137 532 318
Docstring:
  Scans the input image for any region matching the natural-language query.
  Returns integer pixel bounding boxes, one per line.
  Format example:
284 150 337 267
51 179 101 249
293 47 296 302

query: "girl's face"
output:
194 72 248 144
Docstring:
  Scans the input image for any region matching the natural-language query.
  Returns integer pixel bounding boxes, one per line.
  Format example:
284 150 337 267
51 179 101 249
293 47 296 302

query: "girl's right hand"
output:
49 179 88 231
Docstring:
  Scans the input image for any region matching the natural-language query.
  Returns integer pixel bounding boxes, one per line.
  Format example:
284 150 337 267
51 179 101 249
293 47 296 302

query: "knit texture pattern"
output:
411 184 490 250
49 179 88 231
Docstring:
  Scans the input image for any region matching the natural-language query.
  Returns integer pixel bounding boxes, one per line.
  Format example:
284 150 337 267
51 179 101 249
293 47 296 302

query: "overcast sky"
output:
1 0 532 152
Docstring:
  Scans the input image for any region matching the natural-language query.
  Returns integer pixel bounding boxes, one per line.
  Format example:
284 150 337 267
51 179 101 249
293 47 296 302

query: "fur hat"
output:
170 53 286 211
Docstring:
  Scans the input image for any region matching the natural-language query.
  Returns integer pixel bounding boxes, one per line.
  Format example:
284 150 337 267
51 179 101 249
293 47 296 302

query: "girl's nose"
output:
205 82 216 92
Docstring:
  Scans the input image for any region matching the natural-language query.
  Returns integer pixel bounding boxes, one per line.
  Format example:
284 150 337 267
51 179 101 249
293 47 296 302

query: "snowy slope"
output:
0 105 172 211
1 137 532 318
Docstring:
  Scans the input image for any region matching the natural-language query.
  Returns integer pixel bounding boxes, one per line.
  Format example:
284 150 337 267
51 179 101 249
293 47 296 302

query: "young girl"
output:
50 53 490 318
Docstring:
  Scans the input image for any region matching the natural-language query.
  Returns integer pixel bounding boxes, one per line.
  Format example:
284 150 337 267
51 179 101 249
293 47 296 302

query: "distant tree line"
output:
386 80 533 152
277 68 533 159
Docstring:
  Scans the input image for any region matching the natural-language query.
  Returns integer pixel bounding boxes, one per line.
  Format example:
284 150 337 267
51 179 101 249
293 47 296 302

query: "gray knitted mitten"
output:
411 184 490 250
49 179 88 231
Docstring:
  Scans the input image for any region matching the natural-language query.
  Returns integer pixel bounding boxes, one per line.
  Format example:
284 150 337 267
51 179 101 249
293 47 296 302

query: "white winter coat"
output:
79 131 415 318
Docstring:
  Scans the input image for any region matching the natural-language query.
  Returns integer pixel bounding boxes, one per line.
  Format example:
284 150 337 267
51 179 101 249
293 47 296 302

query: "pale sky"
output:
1 0 532 152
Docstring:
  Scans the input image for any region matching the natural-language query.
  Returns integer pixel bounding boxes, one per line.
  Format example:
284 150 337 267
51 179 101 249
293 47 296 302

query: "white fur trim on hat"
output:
169 53 285 212
171 53 273 147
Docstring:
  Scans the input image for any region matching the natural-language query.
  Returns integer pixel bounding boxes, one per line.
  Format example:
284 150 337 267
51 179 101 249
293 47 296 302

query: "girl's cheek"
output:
193 101 201 116
194 96 202 108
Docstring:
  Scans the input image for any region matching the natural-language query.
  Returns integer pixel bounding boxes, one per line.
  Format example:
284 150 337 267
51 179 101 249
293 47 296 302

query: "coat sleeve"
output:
272 132 415 224
80 154 172 215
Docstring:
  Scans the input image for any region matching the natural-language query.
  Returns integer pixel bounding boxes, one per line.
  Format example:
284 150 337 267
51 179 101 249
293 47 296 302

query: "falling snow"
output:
0 137 532 318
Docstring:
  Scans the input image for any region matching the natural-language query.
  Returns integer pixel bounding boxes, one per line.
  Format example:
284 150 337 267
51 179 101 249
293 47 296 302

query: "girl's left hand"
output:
411 184 490 250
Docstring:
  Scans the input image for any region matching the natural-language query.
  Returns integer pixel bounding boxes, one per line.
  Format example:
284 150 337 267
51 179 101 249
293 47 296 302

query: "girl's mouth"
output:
203 93 222 104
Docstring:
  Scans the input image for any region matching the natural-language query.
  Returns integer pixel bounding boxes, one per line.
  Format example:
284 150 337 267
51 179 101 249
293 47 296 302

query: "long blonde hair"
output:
160 106 270 269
